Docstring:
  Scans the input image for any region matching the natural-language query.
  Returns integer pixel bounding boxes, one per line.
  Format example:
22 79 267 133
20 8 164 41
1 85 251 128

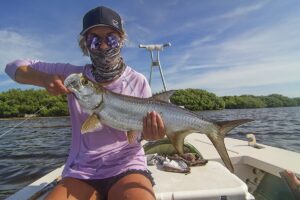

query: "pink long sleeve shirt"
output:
5 59 152 179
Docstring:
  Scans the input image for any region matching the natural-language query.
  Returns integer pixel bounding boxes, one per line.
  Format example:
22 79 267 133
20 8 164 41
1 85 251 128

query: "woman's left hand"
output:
142 111 166 141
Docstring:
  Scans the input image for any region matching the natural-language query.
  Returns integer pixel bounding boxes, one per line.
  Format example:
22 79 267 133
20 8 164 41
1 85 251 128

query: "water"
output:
0 107 299 199
197 107 300 153
0 117 71 199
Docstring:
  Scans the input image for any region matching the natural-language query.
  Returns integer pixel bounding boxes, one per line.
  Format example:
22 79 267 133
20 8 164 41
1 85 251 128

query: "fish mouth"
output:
64 73 98 102
64 73 83 89
64 73 86 100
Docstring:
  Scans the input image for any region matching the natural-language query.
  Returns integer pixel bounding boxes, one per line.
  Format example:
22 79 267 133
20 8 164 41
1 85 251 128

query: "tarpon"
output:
64 73 253 173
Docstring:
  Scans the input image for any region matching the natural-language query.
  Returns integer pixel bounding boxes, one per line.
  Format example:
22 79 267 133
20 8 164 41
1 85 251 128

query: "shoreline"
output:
1 106 300 120
0 116 70 121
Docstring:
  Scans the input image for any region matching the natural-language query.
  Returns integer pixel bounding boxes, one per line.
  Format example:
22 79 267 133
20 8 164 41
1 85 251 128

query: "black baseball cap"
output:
80 6 124 35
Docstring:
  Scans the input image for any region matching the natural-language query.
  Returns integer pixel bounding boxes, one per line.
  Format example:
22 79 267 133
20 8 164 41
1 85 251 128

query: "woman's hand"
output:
43 74 70 96
142 111 166 141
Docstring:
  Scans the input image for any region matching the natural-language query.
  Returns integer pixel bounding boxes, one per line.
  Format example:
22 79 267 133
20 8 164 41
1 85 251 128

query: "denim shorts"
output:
81 169 155 200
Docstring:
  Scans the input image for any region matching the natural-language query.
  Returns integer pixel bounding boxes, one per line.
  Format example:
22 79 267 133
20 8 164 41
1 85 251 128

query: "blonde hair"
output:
78 28 127 56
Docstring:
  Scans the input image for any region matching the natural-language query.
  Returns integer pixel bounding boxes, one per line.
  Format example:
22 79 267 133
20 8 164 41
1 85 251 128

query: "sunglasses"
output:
86 33 120 50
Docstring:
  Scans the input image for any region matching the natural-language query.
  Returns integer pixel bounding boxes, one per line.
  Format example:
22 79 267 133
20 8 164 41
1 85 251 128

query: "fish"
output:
64 73 253 173
147 154 191 173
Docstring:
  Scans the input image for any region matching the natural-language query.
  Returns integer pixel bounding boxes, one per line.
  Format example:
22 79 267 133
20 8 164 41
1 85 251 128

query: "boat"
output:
7 44 300 200
7 133 300 200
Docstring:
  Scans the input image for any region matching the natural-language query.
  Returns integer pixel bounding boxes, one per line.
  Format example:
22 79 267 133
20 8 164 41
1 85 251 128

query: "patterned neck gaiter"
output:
89 47 126 83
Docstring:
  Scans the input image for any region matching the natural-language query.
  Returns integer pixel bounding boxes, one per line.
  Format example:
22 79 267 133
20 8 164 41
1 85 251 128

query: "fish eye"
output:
81 78 89 85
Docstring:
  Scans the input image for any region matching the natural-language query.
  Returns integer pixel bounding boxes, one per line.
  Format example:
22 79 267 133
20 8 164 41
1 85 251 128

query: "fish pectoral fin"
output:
81 113 102 134
127 131 138 144
167 131 192 154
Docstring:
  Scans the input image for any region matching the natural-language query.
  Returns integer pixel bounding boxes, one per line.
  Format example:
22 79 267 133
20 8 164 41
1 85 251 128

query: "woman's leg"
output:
108 173 156 200
44 177 100 200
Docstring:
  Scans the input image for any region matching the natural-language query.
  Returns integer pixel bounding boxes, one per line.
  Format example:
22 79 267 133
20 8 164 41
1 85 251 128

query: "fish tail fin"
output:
216 119 253 136
207 119 253 173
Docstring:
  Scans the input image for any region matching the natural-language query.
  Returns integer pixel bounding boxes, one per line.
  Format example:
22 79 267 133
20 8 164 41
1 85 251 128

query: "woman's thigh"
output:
44 177 100 200
108 173 156 200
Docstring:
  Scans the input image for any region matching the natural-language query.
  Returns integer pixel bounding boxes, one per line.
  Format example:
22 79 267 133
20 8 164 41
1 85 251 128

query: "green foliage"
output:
222 94 299 109
222 95 266 109
0 89 69 118
0 88 299 118
170 89 299 111
260 94 298 107
293 98 300 105
170 89 225 111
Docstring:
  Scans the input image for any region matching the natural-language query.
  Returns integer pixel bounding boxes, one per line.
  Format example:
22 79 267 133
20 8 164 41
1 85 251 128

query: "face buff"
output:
86 34 125 83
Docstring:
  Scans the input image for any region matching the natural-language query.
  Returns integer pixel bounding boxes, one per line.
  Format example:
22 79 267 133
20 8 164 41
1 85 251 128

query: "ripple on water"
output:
0 117 71 199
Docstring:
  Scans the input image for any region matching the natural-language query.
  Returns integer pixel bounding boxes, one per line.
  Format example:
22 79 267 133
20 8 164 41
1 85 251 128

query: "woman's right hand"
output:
43 74 70 96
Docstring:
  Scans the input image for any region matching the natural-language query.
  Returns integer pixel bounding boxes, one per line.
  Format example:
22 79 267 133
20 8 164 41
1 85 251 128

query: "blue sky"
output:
1 0 300 97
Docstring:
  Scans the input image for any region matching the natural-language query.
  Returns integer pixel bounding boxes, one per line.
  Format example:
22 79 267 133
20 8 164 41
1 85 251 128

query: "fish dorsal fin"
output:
81 113 102 134
151 90 176 103
127 131 138 144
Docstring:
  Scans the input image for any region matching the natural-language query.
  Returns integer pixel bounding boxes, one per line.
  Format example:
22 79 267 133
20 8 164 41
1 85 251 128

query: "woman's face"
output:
86 26 121 50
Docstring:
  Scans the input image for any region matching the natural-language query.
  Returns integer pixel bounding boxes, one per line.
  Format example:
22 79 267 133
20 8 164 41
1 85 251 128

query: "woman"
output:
5 6 165 200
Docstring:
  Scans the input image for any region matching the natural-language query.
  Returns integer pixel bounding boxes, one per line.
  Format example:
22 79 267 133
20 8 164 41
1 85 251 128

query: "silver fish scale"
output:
96 91 215 134
64 73 251 173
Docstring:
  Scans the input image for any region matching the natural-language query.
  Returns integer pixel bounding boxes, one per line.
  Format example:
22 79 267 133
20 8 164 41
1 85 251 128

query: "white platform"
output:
9 133 300 200
150 161 253 200
185 134 300 177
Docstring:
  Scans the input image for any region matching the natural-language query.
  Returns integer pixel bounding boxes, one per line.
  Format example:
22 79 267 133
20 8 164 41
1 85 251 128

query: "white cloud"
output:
0 29 88 76
0 79 14 86
168 1 268 36
158 59 300 97
215 19 300 59
173 61 299 89
204 1 268 22
151 9 300 97
126 24 152 48
0 29 44 73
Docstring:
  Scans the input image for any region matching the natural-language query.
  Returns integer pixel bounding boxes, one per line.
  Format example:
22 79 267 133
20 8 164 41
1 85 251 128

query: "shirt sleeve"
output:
140 75 152 98
5 59 83 81
129 68 152 98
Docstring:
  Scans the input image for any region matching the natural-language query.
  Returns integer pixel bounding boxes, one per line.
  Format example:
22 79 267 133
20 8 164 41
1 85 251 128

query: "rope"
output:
0 103 50 139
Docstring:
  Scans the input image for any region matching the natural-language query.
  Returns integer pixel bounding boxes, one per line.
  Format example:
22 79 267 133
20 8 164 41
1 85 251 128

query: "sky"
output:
0 0 300 97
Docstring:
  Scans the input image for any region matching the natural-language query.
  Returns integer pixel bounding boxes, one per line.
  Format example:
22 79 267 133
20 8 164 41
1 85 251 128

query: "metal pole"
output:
139 43 171 91
157 51 167 91
149 51 154 86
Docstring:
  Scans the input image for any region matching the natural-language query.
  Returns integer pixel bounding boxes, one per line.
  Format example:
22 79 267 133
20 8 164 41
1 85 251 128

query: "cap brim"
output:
80 24 123 36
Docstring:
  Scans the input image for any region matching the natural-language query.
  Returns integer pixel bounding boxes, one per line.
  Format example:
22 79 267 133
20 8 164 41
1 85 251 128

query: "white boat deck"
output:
151 161 252 200
7 134 300 200
185 134 300 177
7 162 253 200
